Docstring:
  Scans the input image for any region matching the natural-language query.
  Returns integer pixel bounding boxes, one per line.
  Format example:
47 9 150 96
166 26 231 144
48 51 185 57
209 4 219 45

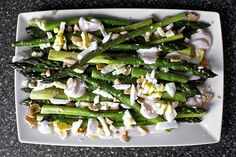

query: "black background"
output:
0 0 235 156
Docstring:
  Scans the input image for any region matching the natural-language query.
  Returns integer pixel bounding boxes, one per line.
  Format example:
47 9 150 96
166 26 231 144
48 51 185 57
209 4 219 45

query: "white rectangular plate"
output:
15 9 224 147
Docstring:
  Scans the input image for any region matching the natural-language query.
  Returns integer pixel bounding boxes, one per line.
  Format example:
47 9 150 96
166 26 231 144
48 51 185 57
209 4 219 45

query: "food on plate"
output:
11 11 216 142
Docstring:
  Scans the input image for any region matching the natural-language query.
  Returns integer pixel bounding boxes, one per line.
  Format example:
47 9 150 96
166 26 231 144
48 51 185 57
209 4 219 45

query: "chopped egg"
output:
86 118 99 138
39 43 51 49
77 41 98 60
60 21 66 33
164 104 177 122
71 119 83 135
137 47 159 64
122 110 136 129
100 102 120 110
102 32 112 43
92 88 113 99
165 82 176 97
101 64 125 74
112 66 131 76
35 19 46 31
142 32 152 42
112 84 131 90
130 84 137 106
156 27 165 37
120 103 130 109
64 78 86 98
49 98 70 104
155 120 178 130
97 116 111 137
165 30 175 37
81 32 91 49
164 23 174 31
156 102 168 115
73 65 89 74
31 51 43 57
54 122 71 139
52 31 65 51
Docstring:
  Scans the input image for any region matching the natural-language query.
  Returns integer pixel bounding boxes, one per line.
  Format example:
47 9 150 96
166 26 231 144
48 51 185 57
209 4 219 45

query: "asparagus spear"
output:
174 21 210 37
47 50 216 78
92 18 153 35
40 106 206 125
147 33 184 45
92 69 197 97
42 115 202 127
41 105 125 120
25 26 47 38
29 16 131 31
131 67 189 83
30 88 113 102
110 42 186 52
91 69 136 84
60 34 184 51
12 32 81 47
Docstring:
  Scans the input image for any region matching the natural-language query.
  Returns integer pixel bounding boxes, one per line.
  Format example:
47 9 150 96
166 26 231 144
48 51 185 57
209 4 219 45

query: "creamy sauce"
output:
38 121 53 134
64 78 86 98
140 98 158 119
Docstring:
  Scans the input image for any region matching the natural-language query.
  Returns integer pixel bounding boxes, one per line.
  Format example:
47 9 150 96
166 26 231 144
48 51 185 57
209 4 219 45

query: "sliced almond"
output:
28 103 41 116
120 134 130 143
45 69 51 77
137 126 149 135
123 87 131 95
25 115 37 128
96 64 106 70
187 12 199 22
88 103 100 111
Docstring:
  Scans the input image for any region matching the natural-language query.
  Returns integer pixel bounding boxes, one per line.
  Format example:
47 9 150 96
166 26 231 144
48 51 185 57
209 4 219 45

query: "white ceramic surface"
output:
15 9 224 147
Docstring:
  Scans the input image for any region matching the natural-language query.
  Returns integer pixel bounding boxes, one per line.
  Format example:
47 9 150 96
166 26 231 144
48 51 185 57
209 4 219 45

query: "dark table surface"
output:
1 0 236 156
